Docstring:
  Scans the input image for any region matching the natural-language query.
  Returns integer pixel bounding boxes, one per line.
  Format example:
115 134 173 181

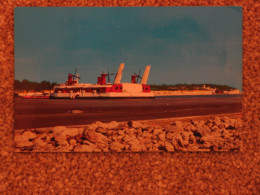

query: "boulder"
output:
165 132 174 140
184 124 196 131
33 137 48 147
52 126 67 137
128 121 142 128
106 121 119 129
158 132 166 141
142 131 153 139
153 128 163 135
14 131 37 148
213 116 222 126
172 121 183 130
66 128 84 137
110 142 125 152
123 135 138 143
118 130 125 136
129 140 147 152
38 133 51 142
69 139 77 147
22 131 37 140
85 130 108 145
125 128 136 135
165 141 175 152
14 134 34 148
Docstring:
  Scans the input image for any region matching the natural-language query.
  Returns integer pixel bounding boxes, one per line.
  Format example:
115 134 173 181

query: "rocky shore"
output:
14 114 243 152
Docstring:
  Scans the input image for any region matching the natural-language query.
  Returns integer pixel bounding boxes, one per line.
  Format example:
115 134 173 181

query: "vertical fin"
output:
141 65 150 84
114 63 124 84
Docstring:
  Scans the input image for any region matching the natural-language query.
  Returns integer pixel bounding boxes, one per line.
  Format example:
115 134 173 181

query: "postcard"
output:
14 7 242 152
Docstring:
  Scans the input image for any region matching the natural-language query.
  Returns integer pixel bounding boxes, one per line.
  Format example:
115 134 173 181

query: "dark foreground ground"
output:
14 95 242 129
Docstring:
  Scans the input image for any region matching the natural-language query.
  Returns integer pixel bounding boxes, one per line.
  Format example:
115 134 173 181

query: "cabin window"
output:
115 86 118 90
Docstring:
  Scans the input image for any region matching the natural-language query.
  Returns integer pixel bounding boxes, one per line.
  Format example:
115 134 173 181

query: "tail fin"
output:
141 65 150 84
114 63 124 84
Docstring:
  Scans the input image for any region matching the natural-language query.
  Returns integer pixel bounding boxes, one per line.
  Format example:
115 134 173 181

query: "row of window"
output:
54 87 123 93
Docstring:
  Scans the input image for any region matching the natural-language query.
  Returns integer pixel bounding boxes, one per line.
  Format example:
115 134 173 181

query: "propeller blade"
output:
138 68 141 76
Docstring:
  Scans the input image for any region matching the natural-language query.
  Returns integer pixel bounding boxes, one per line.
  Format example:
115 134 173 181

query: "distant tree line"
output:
150 84 236 91
14 79 57 91
14 79 236 92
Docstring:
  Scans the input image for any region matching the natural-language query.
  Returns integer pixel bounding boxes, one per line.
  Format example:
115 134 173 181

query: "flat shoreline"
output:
14 96 242 129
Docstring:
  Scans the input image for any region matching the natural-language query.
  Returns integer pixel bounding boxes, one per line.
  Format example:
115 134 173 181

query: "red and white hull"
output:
50 63 154 99
50 83 154 99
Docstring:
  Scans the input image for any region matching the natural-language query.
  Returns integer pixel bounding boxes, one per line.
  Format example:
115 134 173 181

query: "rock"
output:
38 133 51 142
191 120 199 126
218 124 224 129
66 128 84 137
180 132 192 146
206 122 214 128
118 130 125 136
184 124 196 131
144 141 153 151
142 131 152 139
33 137 47 147
71 110 84 114
111 135 118 142
55 144 74 152
158 132 165 141
222 116 230 122
153 128 163 135
129 140 147 152
187 145 199 151
85 123 99 131
195 120 205 128
106 121 119 129
14 134 34 147
73 134 85 144
165 132 174 140
14 131 37 148
200 135 217 148
211 126 220 132
172 121 183 129
213 116 222 126
117 135 124 141
171 133 184 148
128 121 142 128
221 129 233 138
165 141 175 152
197 126 211 137
85 130 108 148
52 126 67 137
69 139 77 146
123 135 137 143
110 142 125 152
125 128 136 135
55 134 69 146
22 131 37 140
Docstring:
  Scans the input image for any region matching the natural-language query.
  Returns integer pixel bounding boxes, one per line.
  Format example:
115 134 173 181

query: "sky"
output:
14 7 242 90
